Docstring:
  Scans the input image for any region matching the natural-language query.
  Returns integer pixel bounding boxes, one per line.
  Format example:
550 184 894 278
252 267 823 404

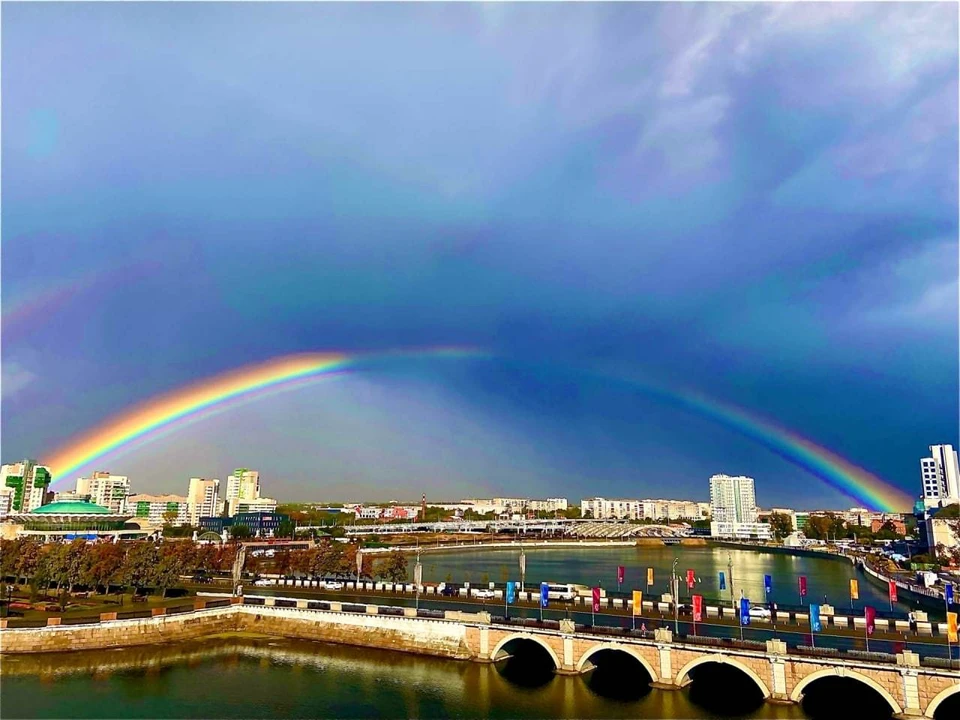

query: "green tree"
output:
767 513 794 541
229 524 253 541
121 543 158 595
277 519 295 539
377 550 408 583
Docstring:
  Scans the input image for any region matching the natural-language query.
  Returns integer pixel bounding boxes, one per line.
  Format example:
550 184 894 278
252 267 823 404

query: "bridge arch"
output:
675 655 770 698
926 683 960 718
789 668 902 715
490 633 561 671
576 642 659 682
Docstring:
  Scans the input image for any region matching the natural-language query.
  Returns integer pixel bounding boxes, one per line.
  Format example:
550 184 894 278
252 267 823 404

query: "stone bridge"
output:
1 597 957 718
466 622 958 718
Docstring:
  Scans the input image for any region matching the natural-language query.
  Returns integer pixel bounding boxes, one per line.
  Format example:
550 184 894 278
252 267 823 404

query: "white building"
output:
921 444 960 509
128 493 190 526
0 487 16 519
225 468 260 516
580 498 641 520
528 498 569 513
234 497 278 515
640 499 703 521
187 477 220 525
709 474 765 538
75 472 130 514
0 460 53 513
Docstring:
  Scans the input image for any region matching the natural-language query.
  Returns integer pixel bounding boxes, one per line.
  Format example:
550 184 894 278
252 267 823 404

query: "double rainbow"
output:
43 349 913 511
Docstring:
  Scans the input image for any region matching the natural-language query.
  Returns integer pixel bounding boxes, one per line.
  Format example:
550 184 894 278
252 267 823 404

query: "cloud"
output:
1 361 36 399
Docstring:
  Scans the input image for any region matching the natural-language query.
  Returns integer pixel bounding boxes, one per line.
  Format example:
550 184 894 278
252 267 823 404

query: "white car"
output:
474 589 496 600
254 578 272 587
748 605 772 619
321 581 343 591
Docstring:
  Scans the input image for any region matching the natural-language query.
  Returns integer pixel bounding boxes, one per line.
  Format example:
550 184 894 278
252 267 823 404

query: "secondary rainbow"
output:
44 351 912 512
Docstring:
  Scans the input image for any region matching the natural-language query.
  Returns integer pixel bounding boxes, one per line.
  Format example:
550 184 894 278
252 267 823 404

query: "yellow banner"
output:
850 579 859 600
948 612 958 643
647 567 654 586
632 590 642 616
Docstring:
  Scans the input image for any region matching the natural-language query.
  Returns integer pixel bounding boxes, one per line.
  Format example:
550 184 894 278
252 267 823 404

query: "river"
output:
408 544 917 613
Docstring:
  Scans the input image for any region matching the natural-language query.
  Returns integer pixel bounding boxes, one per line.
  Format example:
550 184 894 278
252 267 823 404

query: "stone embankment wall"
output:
0 605 471 661
0 606 239 654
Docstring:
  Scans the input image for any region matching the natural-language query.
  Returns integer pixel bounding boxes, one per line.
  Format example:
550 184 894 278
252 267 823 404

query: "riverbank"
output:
707 540 854 564
366 538 709 555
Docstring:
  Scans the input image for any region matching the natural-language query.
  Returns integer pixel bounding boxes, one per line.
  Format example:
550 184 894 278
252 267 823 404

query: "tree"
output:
162 510 179 526
121 543 158 595
377 550 408 583
277 520 295 539
154 544 188 597
768 513 793 541
229 525 252 541
82 543 125 594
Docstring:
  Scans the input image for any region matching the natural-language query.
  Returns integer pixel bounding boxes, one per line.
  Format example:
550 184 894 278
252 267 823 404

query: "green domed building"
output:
2 500 144 541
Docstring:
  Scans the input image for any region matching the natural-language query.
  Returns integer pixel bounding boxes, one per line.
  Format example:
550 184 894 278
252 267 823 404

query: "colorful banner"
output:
647 567 654 586
799 576 808 597
592 587 601 613
506 581 516 604
810 604 822 633
692 594 703 622
686 569 695 589
632 590 642 616
740 597 750 626
850 579 859 600
617 565 625 585
764 575 772 595
719 571 726 591
865 606 877 636
946 582 955 606
540 582 549 608
888 581 898 603
947 612 958 643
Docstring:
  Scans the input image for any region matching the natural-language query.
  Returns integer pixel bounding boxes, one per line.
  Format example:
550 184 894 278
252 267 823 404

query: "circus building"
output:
0 500 151 542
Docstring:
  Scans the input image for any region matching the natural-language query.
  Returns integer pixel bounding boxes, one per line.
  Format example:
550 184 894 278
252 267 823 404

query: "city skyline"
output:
3 3 957 508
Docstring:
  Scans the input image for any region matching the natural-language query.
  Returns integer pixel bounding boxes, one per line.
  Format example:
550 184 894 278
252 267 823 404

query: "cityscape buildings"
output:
580 497 707 521
127 493 191 526
75 472 130 514
0 460 52 513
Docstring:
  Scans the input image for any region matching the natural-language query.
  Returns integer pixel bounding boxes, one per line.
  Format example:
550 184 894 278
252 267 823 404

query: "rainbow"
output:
45 347 480 486
42 350 913 511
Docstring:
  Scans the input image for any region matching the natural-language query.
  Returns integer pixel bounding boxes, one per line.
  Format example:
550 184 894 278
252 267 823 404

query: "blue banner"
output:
946 582 954 606
809 604 822 633
540 582 549 608
764 574 772 595
740 597 750 626
506 581 516 604
719 571 726 591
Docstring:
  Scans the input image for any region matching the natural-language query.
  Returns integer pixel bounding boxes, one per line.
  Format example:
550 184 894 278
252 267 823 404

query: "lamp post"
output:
672 558 679 634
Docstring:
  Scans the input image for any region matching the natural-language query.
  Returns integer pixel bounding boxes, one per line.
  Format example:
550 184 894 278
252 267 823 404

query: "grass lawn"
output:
5 589 199 621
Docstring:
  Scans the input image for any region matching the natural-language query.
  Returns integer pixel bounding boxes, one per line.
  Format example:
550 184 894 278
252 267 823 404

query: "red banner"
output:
617 566 625 585
592 587 601 613
692 594 703 622
686 569 695 589
798 576 807 597
865 606 876 635
888 581 898 603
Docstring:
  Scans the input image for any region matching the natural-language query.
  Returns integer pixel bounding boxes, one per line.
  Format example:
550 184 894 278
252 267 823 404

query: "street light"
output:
672 558 679 634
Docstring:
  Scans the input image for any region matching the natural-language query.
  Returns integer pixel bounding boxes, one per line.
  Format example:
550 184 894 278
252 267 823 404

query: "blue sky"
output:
2 2 957 508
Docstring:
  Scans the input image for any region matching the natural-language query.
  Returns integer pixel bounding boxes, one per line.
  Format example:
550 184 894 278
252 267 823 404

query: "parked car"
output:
474 589 496 600
321 581 344 591
253 578 272 587
440 585 458 597
748 605 772 619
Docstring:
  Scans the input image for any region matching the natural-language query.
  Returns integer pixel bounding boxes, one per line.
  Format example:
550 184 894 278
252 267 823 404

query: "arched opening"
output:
927 684 960 719
678 659 769 717
792 670 901 719
490 635 558 689
579 648 655 701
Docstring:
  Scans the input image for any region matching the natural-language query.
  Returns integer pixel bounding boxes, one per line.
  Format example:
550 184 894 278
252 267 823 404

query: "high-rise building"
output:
187 478 220 525
225 468 260 517
75 472 130 514
921 444 960 509
709 474 769 540
1 460 52 512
